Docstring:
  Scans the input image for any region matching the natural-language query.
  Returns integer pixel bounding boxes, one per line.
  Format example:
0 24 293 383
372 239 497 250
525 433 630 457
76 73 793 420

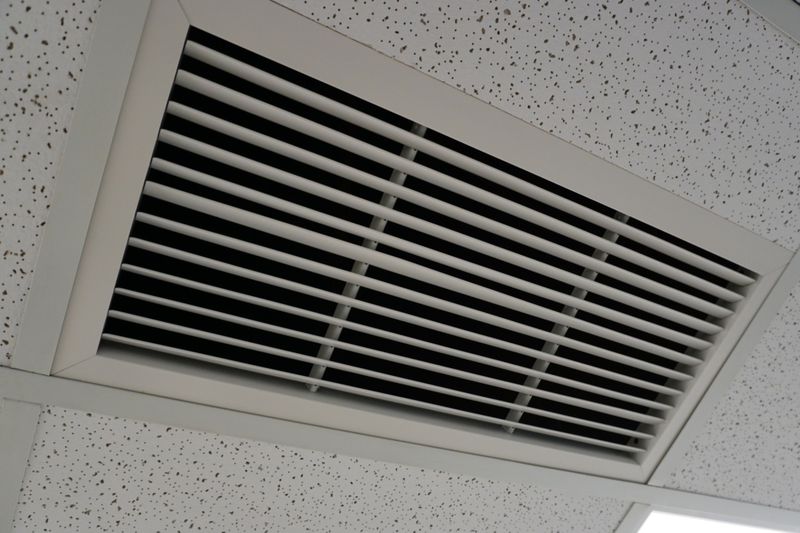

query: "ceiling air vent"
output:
99 29 755 455
33 0 791 483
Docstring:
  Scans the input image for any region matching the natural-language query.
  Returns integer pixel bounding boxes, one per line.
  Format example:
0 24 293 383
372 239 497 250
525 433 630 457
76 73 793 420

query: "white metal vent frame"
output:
13 0 795 484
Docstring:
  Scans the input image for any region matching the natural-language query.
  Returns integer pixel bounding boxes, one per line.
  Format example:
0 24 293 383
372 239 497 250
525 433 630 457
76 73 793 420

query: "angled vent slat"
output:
119 245 685 398
132 211 694 382
161 105 736 319
182 40 754 288
149 155 722 336
116 264 673 411
173 69 744 305
143 172 710 354
101 30 759 453
102 332 647 454
109 293 666 426
151 157 721 350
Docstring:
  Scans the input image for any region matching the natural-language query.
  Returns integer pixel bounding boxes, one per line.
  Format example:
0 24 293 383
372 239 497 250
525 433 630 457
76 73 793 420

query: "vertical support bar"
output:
503 213 629 432
0 399 42 533
306 123 428 391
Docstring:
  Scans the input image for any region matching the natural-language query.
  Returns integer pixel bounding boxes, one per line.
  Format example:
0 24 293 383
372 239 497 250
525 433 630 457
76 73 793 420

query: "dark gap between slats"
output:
104 317 313 375
625 217 743 275
382 216 576 300
128 219 348 295
612 236 731 296
540 360 664 407
545 344 673 389
159 107 392 208
352 286 547 356
402 175 598 268
412 151 610 243
568 306 692 355
342 301 540 374
422 129 618 219
593 271 711 322
179 54 412 159
114 270 330 339
392 197 584 285
582 290 700 339
187 28 414 134
136 196 356 272
105 306 316 375
339 307 532 387
145 167 368 249
374 236 568 315
111 293 321 356
518 407 637 447
322 349 515 420
603 247 727 318
561 318 683 371
360 266 558 336
120 247 338 320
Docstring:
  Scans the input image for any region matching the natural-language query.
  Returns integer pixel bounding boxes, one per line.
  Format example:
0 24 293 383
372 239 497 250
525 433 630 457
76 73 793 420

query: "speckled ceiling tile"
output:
0 0 101 365
275 0 800 250
665 280 800 511
11 406 632 532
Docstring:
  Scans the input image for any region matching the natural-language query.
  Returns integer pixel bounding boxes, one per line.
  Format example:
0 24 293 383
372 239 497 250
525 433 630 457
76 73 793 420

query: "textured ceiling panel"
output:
3 0 799 366
0 0 101 365
274 0 800 251
665 280 800 511
12 406 632 532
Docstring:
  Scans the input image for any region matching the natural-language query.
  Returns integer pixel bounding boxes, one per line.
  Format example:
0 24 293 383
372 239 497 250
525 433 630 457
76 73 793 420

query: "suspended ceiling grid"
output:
11 406 632 532
665 283 800 511
1 0 799 528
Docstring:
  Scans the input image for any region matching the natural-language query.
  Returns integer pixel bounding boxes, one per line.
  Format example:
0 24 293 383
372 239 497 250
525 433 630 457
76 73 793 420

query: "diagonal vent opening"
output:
100 26 757 456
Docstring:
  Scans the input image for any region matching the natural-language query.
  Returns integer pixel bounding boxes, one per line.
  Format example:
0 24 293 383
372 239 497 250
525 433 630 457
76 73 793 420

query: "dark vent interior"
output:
101 27 755 454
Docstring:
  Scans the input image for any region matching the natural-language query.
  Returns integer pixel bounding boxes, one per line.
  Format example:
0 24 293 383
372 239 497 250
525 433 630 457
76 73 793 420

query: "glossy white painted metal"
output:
148 159 719 337
637 263 788 478
174 69 746 304
504 214 629 433
118 247 682 396
307 123 427 391
141 177 710 355
132 212 694 381
162 104 735 319
0 399 41 533
107 297 665 427
183 40 756 287
101 328 650 452
113 267 672 409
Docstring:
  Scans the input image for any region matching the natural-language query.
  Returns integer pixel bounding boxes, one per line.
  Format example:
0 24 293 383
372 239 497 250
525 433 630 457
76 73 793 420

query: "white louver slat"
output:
101 31 754 453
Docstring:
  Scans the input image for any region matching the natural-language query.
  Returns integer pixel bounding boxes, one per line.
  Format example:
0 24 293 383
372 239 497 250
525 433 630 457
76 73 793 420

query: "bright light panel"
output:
639 511 790 533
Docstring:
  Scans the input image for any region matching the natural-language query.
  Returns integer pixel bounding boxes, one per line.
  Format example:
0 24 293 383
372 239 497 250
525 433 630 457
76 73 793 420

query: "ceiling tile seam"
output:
647 247 800 486
2 366 800 531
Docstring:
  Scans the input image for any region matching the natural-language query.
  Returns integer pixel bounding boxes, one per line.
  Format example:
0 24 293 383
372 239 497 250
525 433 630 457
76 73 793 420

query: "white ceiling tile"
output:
12 406 632 532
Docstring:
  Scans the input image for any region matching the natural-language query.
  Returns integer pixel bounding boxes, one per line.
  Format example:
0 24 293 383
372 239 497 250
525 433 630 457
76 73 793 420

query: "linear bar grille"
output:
101 28 754 454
